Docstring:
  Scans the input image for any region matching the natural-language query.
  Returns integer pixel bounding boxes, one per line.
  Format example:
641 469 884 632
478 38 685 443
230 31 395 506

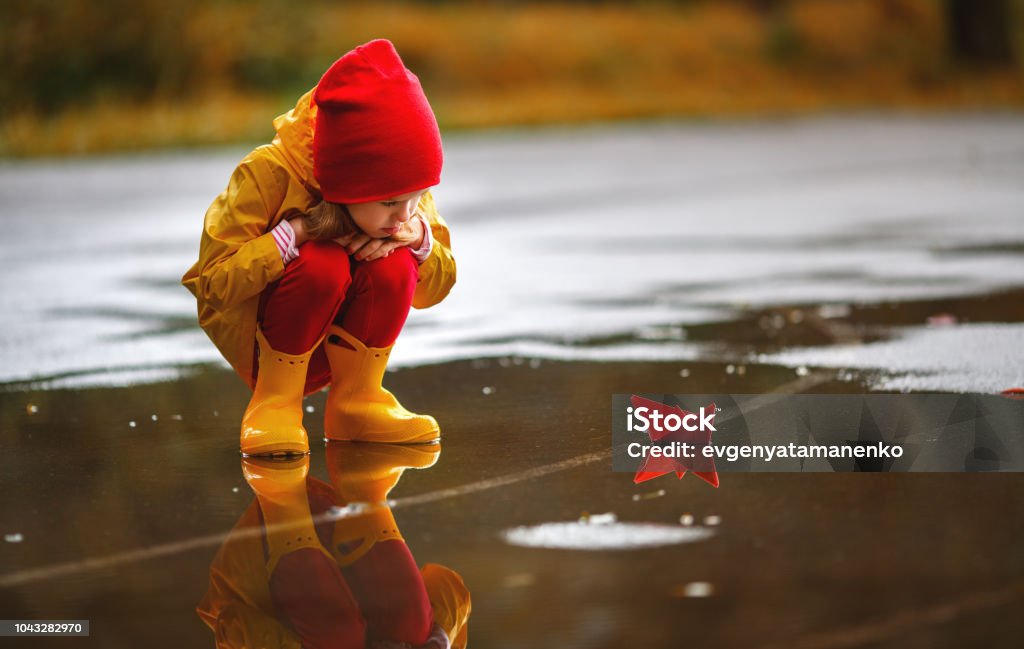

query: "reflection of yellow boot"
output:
324 441 440 566
240 329 319 456
323 325 439 444
241 456 333 576
421 563 472 649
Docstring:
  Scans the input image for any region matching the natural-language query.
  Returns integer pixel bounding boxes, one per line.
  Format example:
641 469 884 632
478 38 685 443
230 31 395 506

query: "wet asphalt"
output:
2 115 1024 647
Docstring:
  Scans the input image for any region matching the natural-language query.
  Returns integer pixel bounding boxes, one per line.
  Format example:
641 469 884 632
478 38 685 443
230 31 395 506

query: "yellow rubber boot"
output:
241 456 334 576
323 325 439 444
324 441 440 567
240 328 319 456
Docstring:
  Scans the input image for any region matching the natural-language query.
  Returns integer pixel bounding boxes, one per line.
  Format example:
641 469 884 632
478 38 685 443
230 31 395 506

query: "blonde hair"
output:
303 201 359 240
302 198 425 245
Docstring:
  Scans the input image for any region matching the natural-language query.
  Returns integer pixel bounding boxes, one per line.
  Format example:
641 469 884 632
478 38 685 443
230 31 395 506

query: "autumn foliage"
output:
2 0 1022 156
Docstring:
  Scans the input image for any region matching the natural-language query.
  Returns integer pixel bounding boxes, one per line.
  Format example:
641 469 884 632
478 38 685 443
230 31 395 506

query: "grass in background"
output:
2 0 1023 157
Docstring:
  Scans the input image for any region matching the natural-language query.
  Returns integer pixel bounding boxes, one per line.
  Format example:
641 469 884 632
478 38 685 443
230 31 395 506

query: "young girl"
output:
182 39 456 455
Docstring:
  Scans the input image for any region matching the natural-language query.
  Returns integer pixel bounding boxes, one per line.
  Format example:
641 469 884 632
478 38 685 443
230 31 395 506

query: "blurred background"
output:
3 0 1024 156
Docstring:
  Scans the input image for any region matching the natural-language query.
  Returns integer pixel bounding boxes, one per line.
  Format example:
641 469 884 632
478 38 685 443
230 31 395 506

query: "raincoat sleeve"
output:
413 191 457 309
421 563 471 649
206 600 301 649
194 152 287 312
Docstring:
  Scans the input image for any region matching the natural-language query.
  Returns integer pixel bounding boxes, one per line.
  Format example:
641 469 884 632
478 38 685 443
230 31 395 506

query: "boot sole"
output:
240 442 310 458
322 432 441 446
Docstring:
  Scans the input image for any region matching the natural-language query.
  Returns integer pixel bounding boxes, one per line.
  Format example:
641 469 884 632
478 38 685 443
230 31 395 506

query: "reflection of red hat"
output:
313 39 443 204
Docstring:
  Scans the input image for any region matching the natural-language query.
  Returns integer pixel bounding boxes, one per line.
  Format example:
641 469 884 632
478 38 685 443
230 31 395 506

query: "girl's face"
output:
345 189 428 238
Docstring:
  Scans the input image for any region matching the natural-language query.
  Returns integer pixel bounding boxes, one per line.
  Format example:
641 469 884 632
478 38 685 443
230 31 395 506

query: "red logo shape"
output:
630 395 719 488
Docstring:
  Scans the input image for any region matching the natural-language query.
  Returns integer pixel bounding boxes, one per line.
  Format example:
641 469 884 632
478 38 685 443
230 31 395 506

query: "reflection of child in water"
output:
181 39 456 455
198 445 471 648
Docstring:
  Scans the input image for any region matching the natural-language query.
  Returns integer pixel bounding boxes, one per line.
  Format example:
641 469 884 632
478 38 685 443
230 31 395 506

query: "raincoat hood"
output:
270 90 321 196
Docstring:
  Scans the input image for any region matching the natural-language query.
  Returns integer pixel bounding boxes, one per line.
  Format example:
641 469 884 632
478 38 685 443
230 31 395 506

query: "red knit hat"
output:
313 39 443 204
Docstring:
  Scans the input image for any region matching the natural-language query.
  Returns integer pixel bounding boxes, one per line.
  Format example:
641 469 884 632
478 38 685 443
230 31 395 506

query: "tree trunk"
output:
946 0 1015 66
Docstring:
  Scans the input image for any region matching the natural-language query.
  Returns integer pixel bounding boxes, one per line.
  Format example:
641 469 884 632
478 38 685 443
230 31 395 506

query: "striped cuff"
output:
409 214 433 264
424 622 451 649
271 220 301 265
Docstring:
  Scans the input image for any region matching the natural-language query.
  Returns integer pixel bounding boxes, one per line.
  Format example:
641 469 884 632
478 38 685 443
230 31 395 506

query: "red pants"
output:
265 480 433 649
256 241 419 395
269 542 432 649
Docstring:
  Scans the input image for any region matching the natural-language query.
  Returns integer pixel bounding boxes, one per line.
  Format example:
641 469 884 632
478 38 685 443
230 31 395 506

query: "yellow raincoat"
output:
182 89 456 387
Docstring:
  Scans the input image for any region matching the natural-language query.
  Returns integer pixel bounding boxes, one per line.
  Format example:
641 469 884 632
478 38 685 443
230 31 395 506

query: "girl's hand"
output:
391 214 426 249
336 231 397 261
335 217 425 262
288 217 309 246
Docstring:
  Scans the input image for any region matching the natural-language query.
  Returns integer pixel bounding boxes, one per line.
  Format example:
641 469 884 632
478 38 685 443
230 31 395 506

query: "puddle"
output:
501 521 716 550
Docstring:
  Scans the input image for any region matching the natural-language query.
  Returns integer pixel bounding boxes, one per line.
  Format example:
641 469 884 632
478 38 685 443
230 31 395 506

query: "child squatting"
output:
182 39 456 456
